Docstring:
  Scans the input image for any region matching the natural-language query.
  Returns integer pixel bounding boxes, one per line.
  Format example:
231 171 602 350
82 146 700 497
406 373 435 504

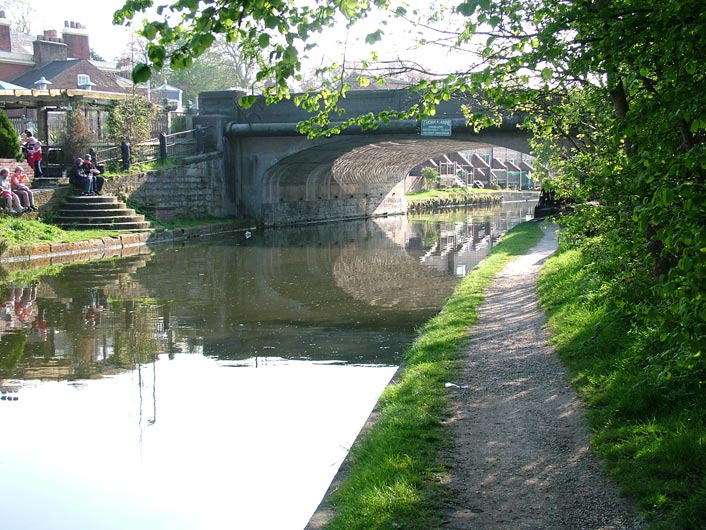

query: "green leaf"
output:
456 1 479 16
339 0 358 19
131 63 152 83
142 22 159 40
365 30 383 45
357 76 371 88
238 95 258 108
147 45 166 69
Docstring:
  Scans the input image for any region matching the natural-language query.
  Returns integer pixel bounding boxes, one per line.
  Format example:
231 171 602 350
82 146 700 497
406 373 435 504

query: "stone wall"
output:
261 179 408 226
104 153 227 220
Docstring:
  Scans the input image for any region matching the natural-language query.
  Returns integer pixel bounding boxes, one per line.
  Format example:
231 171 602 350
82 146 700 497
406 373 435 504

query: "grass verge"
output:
537 247 706 529
406 188 497 200
0 216 254 254
0 217 117 252
324 220 544 529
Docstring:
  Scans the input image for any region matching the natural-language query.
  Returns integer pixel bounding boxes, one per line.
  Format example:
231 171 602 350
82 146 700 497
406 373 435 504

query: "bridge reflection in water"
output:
0 201 534 530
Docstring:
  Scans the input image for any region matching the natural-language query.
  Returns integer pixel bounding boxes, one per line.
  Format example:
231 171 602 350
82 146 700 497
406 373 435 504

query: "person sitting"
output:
69 157 93 196
0 167 24 214
82 154 105 195
11 166 37 211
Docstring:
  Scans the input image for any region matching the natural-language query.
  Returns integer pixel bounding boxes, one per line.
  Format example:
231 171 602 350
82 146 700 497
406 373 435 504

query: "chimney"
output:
33 31 68 67
62 20 90 60
0 11 11 53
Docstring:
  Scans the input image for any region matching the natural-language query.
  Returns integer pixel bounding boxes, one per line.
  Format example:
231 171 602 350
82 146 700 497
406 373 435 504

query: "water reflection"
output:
0 202 534 530
407 201 536 277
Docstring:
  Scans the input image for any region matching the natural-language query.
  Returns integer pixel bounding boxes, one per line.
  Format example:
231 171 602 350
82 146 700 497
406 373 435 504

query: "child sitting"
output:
0 168 24 215
11 166 37 211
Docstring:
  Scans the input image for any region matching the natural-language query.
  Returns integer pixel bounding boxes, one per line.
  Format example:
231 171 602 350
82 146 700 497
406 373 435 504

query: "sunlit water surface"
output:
0 203 534 530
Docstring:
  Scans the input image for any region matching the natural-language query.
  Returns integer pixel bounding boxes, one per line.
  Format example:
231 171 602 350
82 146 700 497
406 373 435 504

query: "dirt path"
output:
439 223 645 530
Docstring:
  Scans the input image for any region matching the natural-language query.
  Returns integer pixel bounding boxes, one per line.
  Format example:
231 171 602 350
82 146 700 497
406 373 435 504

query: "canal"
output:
0 202 535 530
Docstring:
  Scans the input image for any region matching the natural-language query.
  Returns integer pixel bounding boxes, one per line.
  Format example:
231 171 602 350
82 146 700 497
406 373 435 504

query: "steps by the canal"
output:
54 195 152 232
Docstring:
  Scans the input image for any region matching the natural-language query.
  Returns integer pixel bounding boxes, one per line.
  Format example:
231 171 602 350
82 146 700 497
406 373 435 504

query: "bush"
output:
0 109 21 160
421 167 440 190
108 95 159 144
59 107 92 164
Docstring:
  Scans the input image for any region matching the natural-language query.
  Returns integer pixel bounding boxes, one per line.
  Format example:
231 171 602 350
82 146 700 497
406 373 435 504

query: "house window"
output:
77 74 91 88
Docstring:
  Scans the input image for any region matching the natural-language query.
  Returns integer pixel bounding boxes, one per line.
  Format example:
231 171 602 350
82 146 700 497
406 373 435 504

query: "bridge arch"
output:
197 90 532 225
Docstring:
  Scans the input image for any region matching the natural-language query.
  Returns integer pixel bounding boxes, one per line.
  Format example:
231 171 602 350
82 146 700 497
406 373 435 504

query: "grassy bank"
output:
0 216 253 253
323 221 544 529
0 217 116 252
537 245 706 529
406 188 498 200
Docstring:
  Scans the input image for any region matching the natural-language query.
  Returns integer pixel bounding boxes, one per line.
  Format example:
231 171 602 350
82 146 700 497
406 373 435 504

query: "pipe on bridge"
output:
224 117 525 138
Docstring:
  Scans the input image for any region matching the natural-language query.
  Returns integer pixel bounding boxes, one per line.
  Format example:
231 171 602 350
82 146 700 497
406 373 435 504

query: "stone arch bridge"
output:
197 89 531 226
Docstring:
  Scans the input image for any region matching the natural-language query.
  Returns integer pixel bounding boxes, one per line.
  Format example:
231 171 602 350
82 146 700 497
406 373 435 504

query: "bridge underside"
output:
260 135 499 226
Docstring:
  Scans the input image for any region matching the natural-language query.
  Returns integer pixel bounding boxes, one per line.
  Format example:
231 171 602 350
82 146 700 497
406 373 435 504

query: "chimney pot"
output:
61 21 90 60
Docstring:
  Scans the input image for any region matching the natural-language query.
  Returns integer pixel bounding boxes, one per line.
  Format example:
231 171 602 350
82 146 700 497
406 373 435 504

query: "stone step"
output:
54 193 152 232
55 213 146 224
61 201 128 211
54 220 152 231
55 215 145 226
64 195 120 205
33 177 69 188
57 208 135 218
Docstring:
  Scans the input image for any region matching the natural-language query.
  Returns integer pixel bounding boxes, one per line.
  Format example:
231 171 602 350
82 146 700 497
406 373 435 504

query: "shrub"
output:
421 167 440 190
0 109 21 159
107 95 159 144
59 107 92 164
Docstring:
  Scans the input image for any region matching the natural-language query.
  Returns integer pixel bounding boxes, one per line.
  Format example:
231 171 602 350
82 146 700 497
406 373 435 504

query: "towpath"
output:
439 223 645 529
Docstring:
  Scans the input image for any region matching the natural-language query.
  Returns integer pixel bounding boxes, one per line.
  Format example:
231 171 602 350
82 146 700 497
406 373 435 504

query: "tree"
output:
0 0 31 34
113 0 387 107
107 95 158 144
0 108 21 159
421 166 439 191
162 37 259 104
90 50 106 62
60 107 93 164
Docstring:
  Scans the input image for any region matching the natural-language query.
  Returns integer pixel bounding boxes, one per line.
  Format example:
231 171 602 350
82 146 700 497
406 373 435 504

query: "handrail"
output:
45 125 215 172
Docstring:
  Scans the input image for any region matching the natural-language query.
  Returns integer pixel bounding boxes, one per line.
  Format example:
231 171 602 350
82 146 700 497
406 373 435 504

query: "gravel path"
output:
439 223 645 530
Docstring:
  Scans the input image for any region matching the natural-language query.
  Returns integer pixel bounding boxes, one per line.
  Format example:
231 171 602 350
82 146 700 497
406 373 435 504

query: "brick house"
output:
0 12 131 142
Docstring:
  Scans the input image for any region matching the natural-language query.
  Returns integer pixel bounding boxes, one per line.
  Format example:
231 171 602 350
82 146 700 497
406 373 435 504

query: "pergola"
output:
0 88 128 142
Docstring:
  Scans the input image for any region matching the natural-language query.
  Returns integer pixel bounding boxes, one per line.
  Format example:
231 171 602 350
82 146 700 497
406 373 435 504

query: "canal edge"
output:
0 222 256 267
304 362 408 530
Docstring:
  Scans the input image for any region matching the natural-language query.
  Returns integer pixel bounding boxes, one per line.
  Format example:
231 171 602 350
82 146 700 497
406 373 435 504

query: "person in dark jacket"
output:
81 154 105 194
69 157 93 195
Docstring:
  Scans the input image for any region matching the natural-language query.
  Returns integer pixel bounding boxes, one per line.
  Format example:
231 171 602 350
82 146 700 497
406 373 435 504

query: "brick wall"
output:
0 15 10 52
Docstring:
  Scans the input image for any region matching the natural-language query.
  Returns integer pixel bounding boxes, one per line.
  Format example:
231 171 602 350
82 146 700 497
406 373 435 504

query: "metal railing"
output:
45 126 212 174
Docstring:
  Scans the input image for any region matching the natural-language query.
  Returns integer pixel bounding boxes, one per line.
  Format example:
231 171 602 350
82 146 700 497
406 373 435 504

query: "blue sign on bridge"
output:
420 119 452 137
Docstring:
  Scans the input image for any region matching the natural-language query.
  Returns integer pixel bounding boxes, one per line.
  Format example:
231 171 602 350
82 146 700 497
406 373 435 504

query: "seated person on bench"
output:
81 154 105 195
69 157 94 196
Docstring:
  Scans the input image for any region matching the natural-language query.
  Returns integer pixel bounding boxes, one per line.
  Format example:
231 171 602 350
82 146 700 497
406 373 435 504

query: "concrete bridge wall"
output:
197 90 533 226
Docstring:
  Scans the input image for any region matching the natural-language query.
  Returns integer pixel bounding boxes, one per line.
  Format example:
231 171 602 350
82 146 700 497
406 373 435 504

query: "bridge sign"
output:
420 119 452 137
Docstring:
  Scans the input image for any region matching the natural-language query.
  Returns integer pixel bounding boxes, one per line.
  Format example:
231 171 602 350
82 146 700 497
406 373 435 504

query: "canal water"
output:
0 202 535 530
